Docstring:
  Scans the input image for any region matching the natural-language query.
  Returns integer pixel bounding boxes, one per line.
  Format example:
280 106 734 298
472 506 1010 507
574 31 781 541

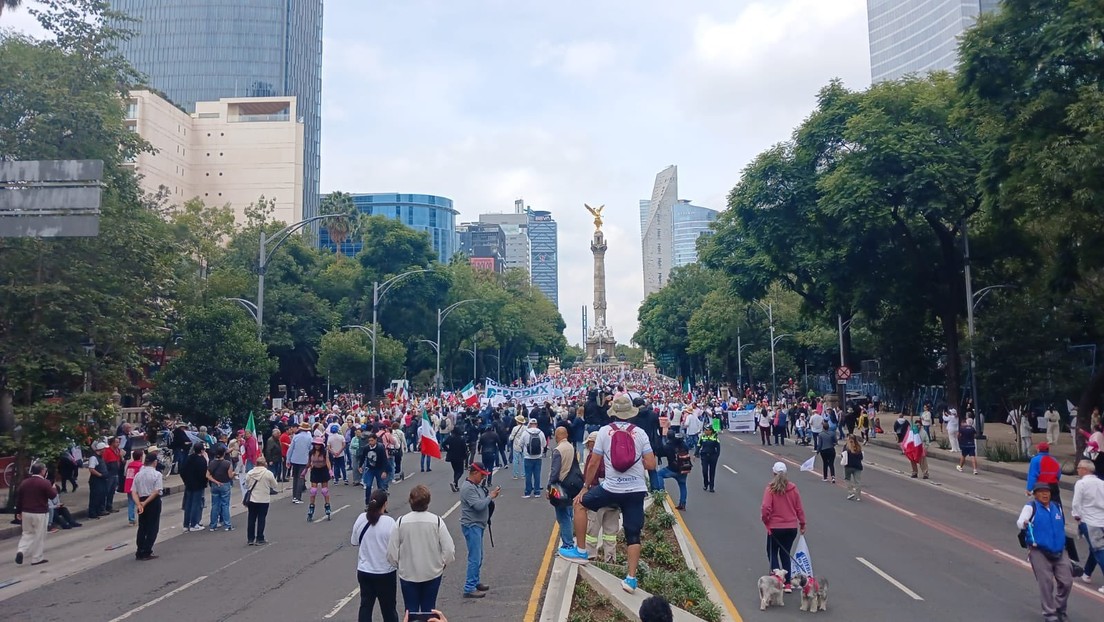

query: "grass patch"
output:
568 577 630 622
985 440 1029 462
935 437 951 450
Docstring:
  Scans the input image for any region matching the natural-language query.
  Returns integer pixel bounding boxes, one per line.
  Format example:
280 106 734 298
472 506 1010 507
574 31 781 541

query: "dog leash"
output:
768 532 809 573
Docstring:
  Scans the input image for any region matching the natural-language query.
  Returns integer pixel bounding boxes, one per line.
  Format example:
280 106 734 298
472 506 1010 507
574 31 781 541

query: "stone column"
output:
591 229 607 328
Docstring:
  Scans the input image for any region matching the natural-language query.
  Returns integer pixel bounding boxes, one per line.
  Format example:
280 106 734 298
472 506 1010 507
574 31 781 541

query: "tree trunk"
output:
939 308 962 410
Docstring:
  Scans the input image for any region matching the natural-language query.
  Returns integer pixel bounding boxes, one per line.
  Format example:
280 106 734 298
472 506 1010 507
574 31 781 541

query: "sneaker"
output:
254 540 268 546
922 474 929 480
784 586 793 593
225 526 234 531
956 465 963 472
48 527 60 533
831 477 836 483
558 546 590 564
910 473 918 479
292 499 303 504
973 470 978 475
1098 585 1104 594
524 493 531 498
15 552 23 564
476 583 490 592
1080 575 1092 584
247 540 255 546
822 478 828 482
621 576 638 594
462 592 486 599
183 527 191 532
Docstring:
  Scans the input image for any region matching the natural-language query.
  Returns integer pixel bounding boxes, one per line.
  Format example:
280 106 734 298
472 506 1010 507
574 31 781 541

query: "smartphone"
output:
408 612 435 622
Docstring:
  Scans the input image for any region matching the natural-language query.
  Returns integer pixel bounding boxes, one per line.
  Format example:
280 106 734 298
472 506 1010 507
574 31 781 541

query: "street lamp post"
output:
771 333 791 404
460 346 477 384
257 215 344 340
753 301 780 403
838 315 855 413
341 324 376 393
967 284 1014 435
224 298 259 322
431 299 479 394
370 268 434 401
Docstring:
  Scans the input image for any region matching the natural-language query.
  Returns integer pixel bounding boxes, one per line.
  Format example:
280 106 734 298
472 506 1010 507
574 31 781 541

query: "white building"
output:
124 89 305 225
867 0 1000 83
640 165 678 296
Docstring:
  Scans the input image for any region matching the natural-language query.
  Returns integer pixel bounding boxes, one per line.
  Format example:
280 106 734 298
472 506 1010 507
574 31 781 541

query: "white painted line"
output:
310 503 351 524
722 465 738 475
441 499 462 520
855 557 923 600
107 575 209 621
323 588 360 619
864 493 917 518
991 548 1031 569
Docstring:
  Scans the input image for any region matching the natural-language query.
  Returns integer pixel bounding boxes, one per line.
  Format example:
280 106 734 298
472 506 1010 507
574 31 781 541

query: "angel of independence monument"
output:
583 204 616 367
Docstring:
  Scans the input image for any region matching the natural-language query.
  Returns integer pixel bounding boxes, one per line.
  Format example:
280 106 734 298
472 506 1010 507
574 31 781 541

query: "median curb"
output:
664 496 741 622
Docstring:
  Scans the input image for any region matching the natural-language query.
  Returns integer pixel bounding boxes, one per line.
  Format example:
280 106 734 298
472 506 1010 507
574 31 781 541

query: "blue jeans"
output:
524 458 542 496
364 471 389 504
658 467 688 507
462 524 485 593
209 482 232 528
399 575 442 613
421 453 432 471
183 488 204 528
554 504 574 547
686 434 698 454
1080 522 1104 577
648 469 662 492
481 452 498 486
128 496 137 523
512 451 523 478
332 456 346 482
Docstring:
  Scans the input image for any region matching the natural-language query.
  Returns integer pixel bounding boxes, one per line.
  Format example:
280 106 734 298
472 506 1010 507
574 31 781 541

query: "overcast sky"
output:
3 0 872 348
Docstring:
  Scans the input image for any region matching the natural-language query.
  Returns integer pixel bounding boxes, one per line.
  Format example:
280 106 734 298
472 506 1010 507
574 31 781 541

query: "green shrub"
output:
935 437 951 450
985 440 1029 462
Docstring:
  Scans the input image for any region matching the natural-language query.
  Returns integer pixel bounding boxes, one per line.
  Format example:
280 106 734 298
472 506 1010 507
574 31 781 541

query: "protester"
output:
350 427 364 486
245 455 278 545
547 426 581 548
307 437 333 522
265 428 283 483
521 418 547 499
658 433 692 510
943 408 961 453
761 462 806 589
1028 442 1063 505
562 394 656 595
477 424 500 487
459 462 499 598
123 449 144 526
14 463 57 566
354 490 399 622
86 441 108 519
242 428 259 472
131 452 164 561
817 421 837 483
103 436 123 514
360 432 393 502
387 485 456 613
287 421 313 503
47 484 81 531
1072 460 1104 593
1018 482 1073 621
170 422 192 474
843 434 864 501
180 444 208 531
442 427 467 493
957 417 979 475
206 446 235 531
508 414 527 480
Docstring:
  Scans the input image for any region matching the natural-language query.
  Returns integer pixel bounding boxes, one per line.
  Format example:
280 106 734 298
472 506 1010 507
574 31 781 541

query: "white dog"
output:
790 572 829 612
757 568 787 610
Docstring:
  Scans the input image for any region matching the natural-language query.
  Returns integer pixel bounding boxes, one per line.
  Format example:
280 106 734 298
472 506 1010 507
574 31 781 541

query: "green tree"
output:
151 303 276 428
316 330 372 391
1 0 23 17
320 191 358 256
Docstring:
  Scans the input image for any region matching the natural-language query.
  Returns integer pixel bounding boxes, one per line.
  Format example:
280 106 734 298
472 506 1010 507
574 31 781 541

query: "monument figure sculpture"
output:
583 203 615 366
585 203 604 230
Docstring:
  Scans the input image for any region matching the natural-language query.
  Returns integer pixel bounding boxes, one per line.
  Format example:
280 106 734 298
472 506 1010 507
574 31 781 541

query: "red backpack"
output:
608 423 641 473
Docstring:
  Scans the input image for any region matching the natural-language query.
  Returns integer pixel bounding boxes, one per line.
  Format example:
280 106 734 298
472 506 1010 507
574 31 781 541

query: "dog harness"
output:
803 577 820 596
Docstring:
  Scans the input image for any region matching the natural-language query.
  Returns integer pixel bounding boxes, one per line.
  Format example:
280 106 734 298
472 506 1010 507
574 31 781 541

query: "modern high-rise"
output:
478 211 531 277
124 89 305 225
640 167 718 295
640 165 678 296
527 209 559 307
867 0 1000 83
320 193 459 264
109 0 323 223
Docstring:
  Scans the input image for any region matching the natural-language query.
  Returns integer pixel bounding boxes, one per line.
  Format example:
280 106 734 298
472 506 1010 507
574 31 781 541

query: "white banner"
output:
484 378 562 404
728 409 756 433
792 535 814 577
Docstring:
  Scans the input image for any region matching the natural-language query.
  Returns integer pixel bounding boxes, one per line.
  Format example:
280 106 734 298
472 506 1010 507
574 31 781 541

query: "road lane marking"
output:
991 548 1031 568
522 522 561 622
669 495 745 621
107 576 209 621
323 588 360 619
310 503 351 525
864 493 917 517
723 465 738 475
441 499 462 519
855 557 923 600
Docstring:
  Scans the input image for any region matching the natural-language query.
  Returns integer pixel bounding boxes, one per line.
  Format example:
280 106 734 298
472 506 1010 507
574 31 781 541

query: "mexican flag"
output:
683 378 693 404
901 426 926 463
460 381 479 407
245 411 256 435
419 411 441 459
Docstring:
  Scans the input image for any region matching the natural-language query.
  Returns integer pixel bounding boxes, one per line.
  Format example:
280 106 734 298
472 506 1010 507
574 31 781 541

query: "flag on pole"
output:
901 426 926 463
396 385 409 403
419 411 442 459
792 535 814 576
245 411 256 435
800 455 816 472
460 381 479 407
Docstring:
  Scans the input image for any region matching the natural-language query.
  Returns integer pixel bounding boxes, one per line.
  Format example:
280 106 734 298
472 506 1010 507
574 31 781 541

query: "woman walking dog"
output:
761 461 807 589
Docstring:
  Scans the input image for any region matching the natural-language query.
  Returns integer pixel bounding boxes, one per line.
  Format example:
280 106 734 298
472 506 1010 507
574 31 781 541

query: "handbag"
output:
242 478 260 504
550 451 584 507
840 450 849 466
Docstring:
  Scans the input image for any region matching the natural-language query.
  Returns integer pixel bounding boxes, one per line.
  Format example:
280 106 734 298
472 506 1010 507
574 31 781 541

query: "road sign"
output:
836 366 852 381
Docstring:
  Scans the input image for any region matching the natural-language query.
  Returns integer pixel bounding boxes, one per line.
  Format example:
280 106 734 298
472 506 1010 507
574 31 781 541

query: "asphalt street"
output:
668 431 1104 621
0 459 558 622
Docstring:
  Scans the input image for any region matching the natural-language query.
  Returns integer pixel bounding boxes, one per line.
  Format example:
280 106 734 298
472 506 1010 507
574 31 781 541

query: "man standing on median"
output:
559 393 656 595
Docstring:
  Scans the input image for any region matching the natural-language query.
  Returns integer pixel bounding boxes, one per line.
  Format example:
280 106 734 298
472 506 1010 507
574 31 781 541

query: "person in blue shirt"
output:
1017 482 1073 622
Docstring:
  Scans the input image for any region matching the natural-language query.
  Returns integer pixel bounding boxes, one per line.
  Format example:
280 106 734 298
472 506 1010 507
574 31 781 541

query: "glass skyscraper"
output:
109 0 323 222
867 0 999 83
671 201 719 269
320 193 459 264
528 209 558 307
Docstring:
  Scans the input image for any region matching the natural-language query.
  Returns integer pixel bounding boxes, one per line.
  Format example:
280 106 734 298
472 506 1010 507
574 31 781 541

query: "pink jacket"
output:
761 482 806 531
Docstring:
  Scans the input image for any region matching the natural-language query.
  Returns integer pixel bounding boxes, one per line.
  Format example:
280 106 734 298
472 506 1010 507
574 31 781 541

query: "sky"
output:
2 0 872 348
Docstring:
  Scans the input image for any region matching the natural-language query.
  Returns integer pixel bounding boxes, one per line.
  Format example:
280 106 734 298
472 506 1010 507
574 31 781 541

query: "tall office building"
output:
320 193 459 264
457 222 507 272
640 165 678 296
110 1 323 223
640 167 718 295
867 0 1000 83
479 211 531 277
528 209 559 307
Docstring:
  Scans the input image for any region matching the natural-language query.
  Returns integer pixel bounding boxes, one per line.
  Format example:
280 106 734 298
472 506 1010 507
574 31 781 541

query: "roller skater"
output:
307 438 332 523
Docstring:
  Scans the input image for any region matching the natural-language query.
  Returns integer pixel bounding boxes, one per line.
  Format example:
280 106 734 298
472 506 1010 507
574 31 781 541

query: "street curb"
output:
578 564 703 622
664 496 741 622
864 435 1076 492
538 557 578 622
1 483 182 542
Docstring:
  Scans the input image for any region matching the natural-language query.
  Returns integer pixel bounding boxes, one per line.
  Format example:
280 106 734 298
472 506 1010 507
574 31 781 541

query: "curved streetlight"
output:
771 333 791 404
224 297 259 322
751 301 781 403
257 214 344 340
967 284 1016 435
370 268 434 400
427 299 480 393
459 344 477 384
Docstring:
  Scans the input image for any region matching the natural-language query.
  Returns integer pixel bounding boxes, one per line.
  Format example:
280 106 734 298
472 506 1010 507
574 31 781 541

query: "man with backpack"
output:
522 419 546 498
559 394 657 596
1018 482 1073 622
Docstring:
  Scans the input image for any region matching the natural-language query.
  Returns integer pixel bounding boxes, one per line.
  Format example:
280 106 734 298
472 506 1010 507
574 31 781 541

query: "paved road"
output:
0 460 558 622
667 432 1104 621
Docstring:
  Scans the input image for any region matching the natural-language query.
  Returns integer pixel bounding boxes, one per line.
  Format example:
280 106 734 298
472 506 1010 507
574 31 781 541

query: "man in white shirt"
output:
130 453 164 561
943 409 960 452
1072 460 1104 593
1045 406 1061 446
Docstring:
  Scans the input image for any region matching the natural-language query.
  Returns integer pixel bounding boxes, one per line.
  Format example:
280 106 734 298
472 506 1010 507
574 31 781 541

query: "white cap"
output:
772 461 787 474
92 441 107 451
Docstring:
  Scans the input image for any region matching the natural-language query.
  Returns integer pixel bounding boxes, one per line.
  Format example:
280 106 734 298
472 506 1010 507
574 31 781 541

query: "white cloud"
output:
532 40 623 79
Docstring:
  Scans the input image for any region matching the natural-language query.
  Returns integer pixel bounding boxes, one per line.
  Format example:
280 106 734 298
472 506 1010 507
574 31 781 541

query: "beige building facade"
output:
124 90 305 225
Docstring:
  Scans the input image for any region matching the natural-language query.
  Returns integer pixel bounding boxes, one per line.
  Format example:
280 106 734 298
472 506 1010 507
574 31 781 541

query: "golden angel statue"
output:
585 203 605 230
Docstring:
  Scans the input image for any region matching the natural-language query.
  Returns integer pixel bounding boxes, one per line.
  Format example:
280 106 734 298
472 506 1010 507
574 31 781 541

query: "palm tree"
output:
321 191 358 257
0 0 25 16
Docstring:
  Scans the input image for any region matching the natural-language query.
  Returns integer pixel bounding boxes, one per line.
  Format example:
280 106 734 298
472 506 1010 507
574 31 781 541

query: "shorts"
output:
961 446 976 457
309 467 330 484
581 486 646 543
